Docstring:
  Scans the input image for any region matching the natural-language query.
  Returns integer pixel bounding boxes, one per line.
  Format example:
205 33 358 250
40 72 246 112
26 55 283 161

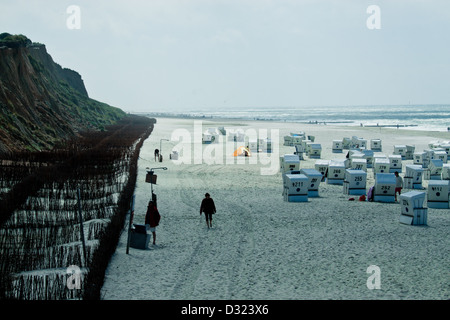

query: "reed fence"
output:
0 115 155 299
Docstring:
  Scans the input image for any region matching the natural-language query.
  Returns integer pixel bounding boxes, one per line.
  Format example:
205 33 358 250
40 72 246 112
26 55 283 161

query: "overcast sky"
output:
1 0 449 113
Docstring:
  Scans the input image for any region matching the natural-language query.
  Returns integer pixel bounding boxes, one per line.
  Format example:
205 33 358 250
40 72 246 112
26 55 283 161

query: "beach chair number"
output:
292 182 303 187
354 176 363 182
381 185 391 191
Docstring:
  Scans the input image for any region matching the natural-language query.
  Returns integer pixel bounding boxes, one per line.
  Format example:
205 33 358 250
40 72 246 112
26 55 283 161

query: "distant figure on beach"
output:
145 200 160 246
394 171 403 201
200 193 216 228
154 149 159 161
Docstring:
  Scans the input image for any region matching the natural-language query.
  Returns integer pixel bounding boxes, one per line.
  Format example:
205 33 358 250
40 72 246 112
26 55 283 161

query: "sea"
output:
154 104 450 132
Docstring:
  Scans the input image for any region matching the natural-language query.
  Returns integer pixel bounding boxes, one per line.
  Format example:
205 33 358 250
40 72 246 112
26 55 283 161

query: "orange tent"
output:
233 146 251 157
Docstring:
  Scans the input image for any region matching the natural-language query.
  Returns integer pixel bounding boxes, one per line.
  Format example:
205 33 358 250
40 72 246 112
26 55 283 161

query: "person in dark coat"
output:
145 201 160 246
200 193 216 228
394 171 403 202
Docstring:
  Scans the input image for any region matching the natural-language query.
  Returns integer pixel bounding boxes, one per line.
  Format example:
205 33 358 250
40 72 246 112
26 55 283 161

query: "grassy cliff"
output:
0 33 126 153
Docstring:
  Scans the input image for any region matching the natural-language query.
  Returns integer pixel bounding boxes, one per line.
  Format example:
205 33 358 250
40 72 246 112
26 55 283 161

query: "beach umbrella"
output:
232 146 251 157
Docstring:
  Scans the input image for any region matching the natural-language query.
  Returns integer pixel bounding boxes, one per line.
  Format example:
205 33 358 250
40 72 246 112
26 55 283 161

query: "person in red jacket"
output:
200 193 216 228
145 201 160 246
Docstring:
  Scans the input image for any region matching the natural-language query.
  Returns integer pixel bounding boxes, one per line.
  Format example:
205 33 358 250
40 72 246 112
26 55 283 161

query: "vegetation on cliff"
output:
0 33 32 48
0 33 126 153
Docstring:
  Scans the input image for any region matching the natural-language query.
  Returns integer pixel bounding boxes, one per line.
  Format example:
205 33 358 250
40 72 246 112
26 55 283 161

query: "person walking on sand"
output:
154 149 159 162
200 193 216 228
395 171 403 201
145 200 160 246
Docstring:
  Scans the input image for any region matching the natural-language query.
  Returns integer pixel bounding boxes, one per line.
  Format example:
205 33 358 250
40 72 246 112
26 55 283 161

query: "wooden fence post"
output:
126 194 135 254
77 188 87 267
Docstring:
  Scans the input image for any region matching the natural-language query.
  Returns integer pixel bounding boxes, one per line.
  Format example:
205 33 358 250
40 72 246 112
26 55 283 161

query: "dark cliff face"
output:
0 33 126 153
27 43 89 97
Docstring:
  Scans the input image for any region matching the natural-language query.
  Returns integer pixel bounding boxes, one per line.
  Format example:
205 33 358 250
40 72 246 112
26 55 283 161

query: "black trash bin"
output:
130 224 150 249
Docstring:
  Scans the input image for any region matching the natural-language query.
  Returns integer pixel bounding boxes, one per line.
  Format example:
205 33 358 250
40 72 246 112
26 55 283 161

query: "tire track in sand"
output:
221 200 256 298
169 163 256 299
169 164 212 299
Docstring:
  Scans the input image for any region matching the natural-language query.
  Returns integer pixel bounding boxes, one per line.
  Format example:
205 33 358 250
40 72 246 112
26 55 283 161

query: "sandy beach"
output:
101 117 449 300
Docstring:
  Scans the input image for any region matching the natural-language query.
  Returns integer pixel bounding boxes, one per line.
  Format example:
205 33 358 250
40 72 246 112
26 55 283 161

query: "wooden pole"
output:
77 188 87 267
126 194 135 254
